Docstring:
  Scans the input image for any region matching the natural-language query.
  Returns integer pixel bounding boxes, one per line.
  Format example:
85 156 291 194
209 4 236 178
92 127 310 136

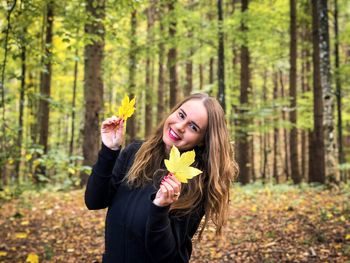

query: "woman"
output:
85 93 238 263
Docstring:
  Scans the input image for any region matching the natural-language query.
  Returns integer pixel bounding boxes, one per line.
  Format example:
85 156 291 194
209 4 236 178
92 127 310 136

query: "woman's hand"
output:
153 173 181 207
101 116 124 150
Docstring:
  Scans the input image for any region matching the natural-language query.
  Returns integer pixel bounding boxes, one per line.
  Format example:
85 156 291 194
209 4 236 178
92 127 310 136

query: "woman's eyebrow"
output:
180 108 201 131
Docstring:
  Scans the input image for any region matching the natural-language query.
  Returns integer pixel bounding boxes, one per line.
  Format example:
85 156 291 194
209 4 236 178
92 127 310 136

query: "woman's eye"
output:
189 124 198 132
178 112 185 119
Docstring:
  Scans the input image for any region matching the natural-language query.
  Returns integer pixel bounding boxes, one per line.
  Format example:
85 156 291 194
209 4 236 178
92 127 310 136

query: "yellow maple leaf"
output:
26 252 39 263
118 95 135 121
164 145 202 183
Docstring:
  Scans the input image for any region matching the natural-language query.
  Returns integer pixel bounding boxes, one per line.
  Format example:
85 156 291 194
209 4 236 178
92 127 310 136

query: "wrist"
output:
153 199 168 207
102 142 121 152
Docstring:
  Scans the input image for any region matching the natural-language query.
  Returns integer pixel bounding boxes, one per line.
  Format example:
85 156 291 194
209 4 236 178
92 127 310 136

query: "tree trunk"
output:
333 0 345 182
273 72 279 184
209 57 214 84
168 0 178 108
309 0 325 184
289 0 301 184
318 0 338 183
237 0 251 185
126 10 137 143
300 46 310 180
35 1 54 181
251 136 256 182
261 71 268 184
300 0 312 181
184 0 194 97
199 64 204 90
157 1 165 123
0 0 17 183
217 0 225 111
81 0 105 186
38 1 54 155
279 71 290 181
69 47 79 157
145 3 155 138
15 44 26 180
185 57 193 97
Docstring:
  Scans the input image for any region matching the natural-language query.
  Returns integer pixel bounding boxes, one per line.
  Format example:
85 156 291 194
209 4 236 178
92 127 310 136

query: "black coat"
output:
85 141 204 263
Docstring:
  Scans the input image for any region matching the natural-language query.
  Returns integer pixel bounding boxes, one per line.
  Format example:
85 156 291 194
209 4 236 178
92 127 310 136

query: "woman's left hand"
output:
153 173 181 207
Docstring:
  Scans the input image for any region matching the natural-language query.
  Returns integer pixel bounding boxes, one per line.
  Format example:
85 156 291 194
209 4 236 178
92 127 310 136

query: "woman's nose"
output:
175 121 186 133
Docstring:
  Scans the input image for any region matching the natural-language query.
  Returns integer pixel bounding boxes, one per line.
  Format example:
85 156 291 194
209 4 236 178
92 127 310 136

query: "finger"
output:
118 119 124 130
164 176 180 194
167 174 181 191
102 117 115 127
161 180 174 198
159 185 168 198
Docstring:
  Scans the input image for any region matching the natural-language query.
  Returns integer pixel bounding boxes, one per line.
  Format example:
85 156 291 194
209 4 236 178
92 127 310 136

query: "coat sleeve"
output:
145 202 204 263
84 143 129 210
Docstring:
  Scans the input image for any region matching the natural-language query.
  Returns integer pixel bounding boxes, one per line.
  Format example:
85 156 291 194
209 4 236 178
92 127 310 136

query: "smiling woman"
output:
85 93 238 263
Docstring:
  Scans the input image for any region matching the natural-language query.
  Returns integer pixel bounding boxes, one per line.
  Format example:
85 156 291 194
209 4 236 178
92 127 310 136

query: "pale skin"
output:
101 99 208 207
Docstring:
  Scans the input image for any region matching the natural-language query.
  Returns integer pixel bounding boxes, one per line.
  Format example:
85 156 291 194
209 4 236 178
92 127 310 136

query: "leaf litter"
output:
0 185 349 262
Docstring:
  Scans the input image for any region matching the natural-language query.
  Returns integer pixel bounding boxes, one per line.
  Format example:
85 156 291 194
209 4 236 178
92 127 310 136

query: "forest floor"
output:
0 183 349 263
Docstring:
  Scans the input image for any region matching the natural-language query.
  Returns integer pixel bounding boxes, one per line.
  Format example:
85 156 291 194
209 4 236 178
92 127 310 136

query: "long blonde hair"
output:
126 93 238 238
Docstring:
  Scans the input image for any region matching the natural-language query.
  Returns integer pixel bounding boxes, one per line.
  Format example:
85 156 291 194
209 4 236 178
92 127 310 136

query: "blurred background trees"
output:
1 0 350 190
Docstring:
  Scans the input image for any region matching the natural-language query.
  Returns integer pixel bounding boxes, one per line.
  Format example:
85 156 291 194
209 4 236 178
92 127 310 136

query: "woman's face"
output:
162 99 208 152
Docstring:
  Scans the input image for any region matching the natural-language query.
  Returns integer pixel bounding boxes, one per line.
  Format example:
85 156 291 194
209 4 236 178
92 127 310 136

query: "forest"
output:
0 0 349 262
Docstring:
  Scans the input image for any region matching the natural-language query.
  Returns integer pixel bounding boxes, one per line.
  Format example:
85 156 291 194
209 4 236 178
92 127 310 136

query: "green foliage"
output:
1 0 350 191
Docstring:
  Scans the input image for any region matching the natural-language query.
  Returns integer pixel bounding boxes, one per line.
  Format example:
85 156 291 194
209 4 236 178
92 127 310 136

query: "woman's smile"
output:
168 128 181 141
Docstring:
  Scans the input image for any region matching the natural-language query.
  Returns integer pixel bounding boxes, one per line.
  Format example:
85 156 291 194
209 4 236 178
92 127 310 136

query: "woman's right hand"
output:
101 116 124 150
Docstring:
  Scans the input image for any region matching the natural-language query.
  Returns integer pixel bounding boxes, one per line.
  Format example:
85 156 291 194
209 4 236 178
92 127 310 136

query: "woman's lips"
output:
168 128 180 141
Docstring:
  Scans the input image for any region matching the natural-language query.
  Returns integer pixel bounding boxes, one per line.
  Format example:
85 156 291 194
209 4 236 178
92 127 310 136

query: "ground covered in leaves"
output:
0 183 349 262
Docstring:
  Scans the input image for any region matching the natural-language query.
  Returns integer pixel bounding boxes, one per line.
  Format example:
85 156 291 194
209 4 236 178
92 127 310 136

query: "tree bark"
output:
145 3 156 138
309 0 325 184
69 47 79 157
217 0 225 111
273 72 279 183
157 1 165 123
0 0 17 182
237 0 251 185
15 43 26 180
209 57 214 84
261 71 268 183
199 64 203 90
318 0 338 183
81 0 105 186
184 0 194 97
167 0 178 108
126 10 137 142
280 71 290 180
333 0 345 181
289 0 301 184
38 1 54 155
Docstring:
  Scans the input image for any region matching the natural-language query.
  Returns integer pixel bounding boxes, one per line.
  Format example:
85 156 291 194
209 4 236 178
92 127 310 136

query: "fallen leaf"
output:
15 232 28 239
21 220 30 226
26 252 39 263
